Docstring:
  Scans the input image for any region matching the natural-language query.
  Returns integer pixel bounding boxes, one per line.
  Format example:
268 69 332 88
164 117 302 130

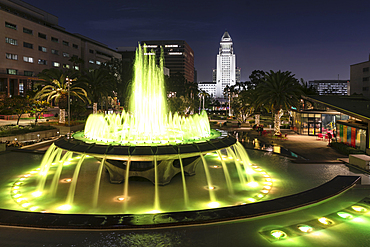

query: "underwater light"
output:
298 224 313 233
337 212 353 219
264 186 271 190
270 230 287 240
351 205 367 213
21 203 30 207
247 181 259 187
58 204 72 211
146 210 161 214
261 190 269 194
13 194 22 198
116 196 125 202
318 217 334 225
208 202 220 208
13 186 20 190
247 198 256 203
29 206 39 211
257 194 264 198
31 191 42 197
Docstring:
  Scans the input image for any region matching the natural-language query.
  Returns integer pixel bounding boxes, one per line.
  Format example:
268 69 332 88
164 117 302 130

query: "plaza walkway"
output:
243 128 348 163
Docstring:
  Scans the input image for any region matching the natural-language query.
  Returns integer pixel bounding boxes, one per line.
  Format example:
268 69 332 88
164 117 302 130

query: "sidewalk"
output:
241 128 348 163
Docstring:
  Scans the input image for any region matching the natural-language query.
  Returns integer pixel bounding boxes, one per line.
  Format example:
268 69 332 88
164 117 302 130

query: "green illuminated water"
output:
84 44 211 145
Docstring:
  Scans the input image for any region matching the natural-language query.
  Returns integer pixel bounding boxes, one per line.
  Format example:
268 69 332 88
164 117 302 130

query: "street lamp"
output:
66 77 72 127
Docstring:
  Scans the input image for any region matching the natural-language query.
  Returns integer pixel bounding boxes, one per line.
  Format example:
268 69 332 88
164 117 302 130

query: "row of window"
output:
6 63 80 76
5 21 79 48
6 37 75 58
5 52 101 66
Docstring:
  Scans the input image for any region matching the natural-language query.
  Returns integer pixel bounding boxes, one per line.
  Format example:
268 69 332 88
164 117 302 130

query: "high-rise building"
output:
140 40 194 82
308 80 349 95
213 31 240 98
0 0 121 98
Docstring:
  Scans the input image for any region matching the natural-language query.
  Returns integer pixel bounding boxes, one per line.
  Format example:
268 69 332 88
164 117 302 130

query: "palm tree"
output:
79 68 115 113
35 68 90 123
256 70 302 135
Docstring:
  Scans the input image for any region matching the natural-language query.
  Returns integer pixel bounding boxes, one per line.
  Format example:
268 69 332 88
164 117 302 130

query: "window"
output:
72 44 78 49
38 32 46 39
362 77 369 82
38 46 47 52
53 62 60 67
6 69 17 75
363 87 369 91
51 49 59 55
6 53 18 60
5 37 17 45
73 65 79 70
38 59 47 65
62 41 69 46
24 71 33 76
23 42 33 49
51 37 59 43
63 64 70 69
23 27 33 34
63 52 70 57
96 60 101 65
5 22 17 30
89 60 94 64
89 49 94 54
23 56 33 63
363 67 369 73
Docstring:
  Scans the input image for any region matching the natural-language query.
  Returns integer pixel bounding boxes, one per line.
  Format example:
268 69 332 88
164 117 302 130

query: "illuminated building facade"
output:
0 0 121 98
140 40 194 82
213 31 240 98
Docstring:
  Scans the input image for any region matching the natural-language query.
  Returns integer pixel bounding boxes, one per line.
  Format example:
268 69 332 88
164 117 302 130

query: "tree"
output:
0 96 32 125
69 56 85 71
248 70 266 90
256 70 302 135
101 58 133 108
79 68 115 113
30 99 50 125
35 68 90 123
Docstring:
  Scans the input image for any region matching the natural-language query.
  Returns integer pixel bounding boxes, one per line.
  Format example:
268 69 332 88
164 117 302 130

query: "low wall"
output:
0 128 60 143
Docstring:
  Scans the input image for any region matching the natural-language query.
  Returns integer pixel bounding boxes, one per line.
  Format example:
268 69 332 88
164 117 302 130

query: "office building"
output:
350 56 370 98
213 31 240 98
308 80 349 95
0 0 121 98
140 40 194 83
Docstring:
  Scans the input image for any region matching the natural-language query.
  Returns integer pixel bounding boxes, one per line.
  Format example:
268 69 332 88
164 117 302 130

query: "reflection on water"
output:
231 131 305 159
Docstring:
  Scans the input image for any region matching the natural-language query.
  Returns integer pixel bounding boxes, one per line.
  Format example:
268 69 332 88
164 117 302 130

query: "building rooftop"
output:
305 95 370 121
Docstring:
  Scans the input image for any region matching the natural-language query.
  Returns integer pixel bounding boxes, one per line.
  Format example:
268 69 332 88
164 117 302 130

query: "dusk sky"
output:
25 0 370 82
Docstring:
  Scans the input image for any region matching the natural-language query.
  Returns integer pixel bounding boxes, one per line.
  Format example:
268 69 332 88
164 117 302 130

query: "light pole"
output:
66 77 72 127
228 88 231 117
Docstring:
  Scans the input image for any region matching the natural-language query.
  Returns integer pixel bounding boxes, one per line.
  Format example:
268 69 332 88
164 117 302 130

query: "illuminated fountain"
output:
9 45 274 216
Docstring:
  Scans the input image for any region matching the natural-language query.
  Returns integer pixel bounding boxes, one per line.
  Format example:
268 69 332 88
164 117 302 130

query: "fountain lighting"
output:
29 206 39 211
297 224 313 233
208 202 220 208
7 44 276 218
351 205 367 213
32 191 42 197
115 196 125 202
318 217 334 225
337 212 353 219
270 230 287 240
58 204 72 211
21 203 30 208
247 181 259 187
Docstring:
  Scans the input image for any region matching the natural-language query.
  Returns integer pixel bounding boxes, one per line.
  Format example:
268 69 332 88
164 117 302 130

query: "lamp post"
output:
228 88 231 117
66 77 72 127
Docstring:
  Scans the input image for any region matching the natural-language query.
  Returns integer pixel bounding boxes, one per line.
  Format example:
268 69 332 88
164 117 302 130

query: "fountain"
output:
9 45 274 217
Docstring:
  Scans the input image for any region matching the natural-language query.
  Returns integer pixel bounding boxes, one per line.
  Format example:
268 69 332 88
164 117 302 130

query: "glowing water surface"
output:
84 45 211 145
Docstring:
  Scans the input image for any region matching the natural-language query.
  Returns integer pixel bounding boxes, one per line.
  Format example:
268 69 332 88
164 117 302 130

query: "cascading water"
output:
10 44 274 215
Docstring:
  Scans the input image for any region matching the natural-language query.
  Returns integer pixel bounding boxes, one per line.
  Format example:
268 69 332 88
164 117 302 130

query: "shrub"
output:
330 142 364 155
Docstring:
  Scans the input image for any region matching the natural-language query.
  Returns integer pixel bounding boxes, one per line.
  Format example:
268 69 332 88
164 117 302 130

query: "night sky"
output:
24 0 370 82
